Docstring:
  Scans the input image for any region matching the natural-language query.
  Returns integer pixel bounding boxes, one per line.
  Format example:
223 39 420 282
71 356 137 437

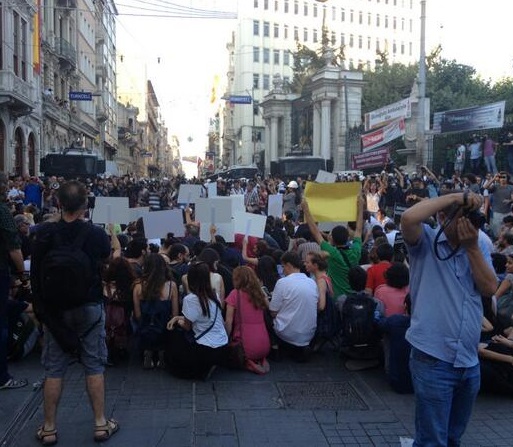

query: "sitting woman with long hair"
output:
133 254 179 369
166 262 228 380
225 266 271 375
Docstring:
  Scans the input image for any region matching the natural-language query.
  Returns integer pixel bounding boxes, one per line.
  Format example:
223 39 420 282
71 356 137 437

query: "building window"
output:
273 49 280 64
341 8 345 21
331 31 336 45
341 33 345 45
253 20 259 36
401 42 405 54
376 39 380 51
274 23 279 38
367 36 371 50
313 29 318 43
332 6 336 21
376 14 380 27
303 28 308 41
253 74 259 89
284 0 289 13
13 12 19 77
359 11 363 24
263 74 270 90
284 24 289 39
275 0 279 11
294 0 298 14
350 10 354 22
284 51 290 65
349 34 354 48
294 26 299 40
313 3 317 17
393 40 397 54
401 18 405 31
358 35 362 49
409 42 412 56
263 21 270 37
254 0 258 7
264 0 269 10
385 15 389 28
263 48 270 63
303 2 308 15
368 12 371 25
409 19 412 32
253 46 260 62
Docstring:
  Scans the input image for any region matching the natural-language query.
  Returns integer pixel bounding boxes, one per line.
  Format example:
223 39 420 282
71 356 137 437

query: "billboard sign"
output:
364 98 411 131
432 100 505 134
361 118 405 152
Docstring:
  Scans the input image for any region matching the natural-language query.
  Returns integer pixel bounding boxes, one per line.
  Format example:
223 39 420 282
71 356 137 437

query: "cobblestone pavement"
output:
1 350 513 447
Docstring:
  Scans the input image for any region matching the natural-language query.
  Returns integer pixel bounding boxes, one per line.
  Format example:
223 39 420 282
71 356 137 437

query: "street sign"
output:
228 95 252 105
69 91 92 101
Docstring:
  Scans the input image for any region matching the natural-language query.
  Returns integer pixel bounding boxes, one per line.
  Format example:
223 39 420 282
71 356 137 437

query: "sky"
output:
115 0 512 177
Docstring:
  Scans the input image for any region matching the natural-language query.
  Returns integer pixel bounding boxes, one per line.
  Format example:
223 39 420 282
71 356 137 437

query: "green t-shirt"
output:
320 238 362 298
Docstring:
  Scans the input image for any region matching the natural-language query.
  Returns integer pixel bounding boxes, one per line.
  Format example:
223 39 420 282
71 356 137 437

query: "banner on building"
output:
361 118 405 152
364 98 411 131
352 146 390 170
432 101 505 134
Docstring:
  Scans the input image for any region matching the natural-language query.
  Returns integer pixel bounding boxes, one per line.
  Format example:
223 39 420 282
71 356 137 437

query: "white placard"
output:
195 198 233 224
142 209 185 239
315 169 337 183
267 194 283 218
129 207 150 222
177 184 203 204
92 197 130 224
231 195 245 214
233 212 266 238
207 182 217 198
199 222 235 243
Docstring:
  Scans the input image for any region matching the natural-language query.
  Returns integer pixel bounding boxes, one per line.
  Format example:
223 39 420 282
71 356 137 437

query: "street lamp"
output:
416 0 427 167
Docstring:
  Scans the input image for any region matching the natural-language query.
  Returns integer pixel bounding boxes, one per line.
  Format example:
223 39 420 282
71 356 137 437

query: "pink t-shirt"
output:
225 289 270 361
374 284 409 317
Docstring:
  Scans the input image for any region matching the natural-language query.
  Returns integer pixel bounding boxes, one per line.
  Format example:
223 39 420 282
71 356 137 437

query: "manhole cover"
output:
277 381 369 410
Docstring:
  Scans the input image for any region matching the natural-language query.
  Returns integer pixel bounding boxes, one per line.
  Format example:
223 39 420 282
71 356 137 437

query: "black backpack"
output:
40 224 94 310
341 292 377 346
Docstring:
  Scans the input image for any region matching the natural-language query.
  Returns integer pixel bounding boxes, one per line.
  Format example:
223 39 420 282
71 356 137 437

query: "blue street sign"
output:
69 91 92 101
228 95 252 104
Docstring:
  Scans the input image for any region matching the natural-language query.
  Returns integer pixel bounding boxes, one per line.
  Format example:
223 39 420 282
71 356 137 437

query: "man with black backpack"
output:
31 180 119 444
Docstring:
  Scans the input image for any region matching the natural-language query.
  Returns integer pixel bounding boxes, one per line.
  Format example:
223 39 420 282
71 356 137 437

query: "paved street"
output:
1 349 512 447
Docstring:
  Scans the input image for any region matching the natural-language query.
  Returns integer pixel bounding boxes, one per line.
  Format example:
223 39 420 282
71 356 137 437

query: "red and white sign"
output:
361 118 405 152
352 147 390 170
364 98 411 131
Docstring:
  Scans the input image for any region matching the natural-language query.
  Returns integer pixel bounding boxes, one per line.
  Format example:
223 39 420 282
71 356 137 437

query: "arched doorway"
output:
0 121 5 172
28 133 36 175
14 127 23 176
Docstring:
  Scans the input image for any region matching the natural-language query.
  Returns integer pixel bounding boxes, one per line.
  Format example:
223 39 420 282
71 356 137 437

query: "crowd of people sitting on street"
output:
4 162 513 398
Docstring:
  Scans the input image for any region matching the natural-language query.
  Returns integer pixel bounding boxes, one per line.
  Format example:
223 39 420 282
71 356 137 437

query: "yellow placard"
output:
304 182 361 222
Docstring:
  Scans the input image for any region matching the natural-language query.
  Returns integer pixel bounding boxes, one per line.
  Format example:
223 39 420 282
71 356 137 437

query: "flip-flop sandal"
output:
94 418 119 443
36 426 58 446
0 378 28 390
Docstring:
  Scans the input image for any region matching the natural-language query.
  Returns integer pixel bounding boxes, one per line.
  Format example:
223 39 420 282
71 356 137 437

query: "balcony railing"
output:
55 37 77 67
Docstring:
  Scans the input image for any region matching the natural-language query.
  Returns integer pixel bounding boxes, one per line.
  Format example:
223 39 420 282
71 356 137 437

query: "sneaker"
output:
0 378 28 390
143 351 154 369
157 350 166 369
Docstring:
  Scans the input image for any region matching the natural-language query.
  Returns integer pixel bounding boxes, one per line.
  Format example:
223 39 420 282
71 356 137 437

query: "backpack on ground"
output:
340 292 377 347
138 300 170 348
40 223 94 310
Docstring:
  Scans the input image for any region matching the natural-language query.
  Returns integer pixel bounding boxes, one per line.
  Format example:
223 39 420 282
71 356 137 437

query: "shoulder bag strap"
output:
194 301 219 341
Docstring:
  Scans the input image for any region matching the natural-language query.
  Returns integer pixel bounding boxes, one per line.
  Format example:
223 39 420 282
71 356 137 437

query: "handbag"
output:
226 291 246 369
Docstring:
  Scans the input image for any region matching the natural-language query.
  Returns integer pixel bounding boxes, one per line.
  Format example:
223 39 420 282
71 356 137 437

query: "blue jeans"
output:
410 348 480 447
0 269 11 385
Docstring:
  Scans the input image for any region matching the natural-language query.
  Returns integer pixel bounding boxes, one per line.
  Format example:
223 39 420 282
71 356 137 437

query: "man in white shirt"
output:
270 251 318 361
